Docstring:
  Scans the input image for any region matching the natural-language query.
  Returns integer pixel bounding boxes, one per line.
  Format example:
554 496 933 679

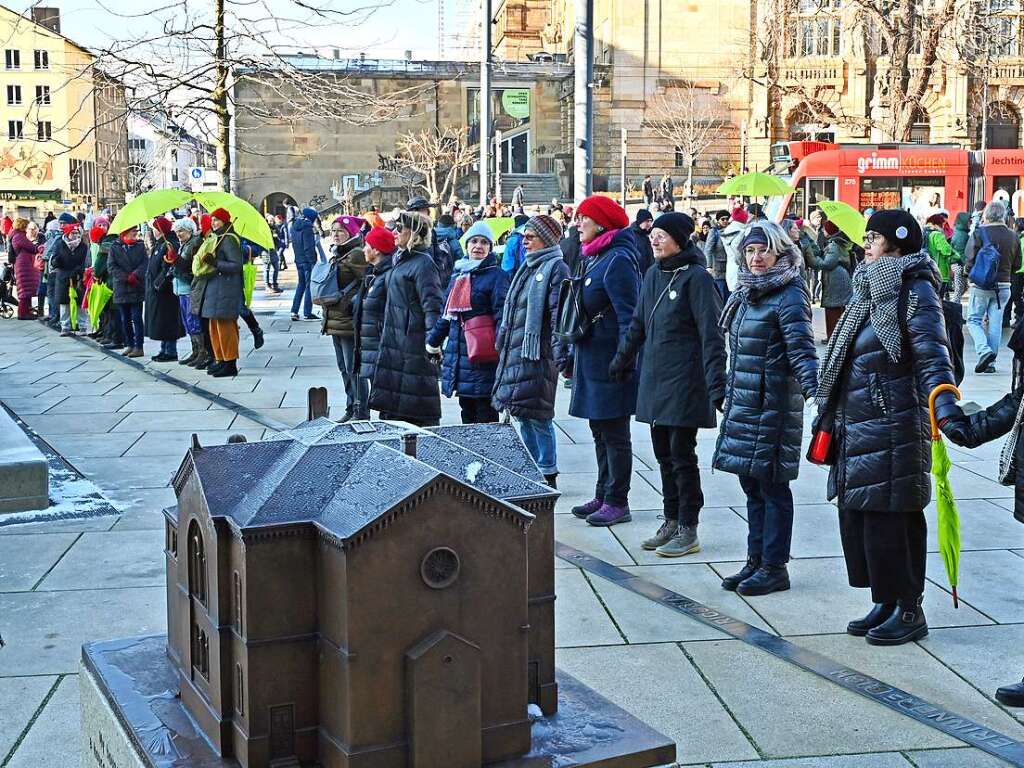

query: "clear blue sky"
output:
12 0 444 60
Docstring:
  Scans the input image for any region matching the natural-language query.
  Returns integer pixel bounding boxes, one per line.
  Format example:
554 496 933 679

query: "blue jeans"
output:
118 302 144 348
265 248 280 286
738 474 794 567
966 284 1011 359
517 417 558 476
290 262 313 316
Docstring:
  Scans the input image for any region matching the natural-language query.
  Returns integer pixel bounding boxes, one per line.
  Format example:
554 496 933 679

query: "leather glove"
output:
126 272 139 287
939 415 972 447
714 397 725 413
608 355 628 382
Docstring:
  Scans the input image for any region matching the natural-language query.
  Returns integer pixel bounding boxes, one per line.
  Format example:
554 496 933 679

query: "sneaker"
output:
290 313 300 321
641 518 678 550
975 351 997 374
655 525 701 557
722 557 761 591
303 314 319 320
252 327 265 350
571 497 603 519
59 329 75 337
736 564 790 596
996 680 1024 707
125 347 144 359
586 503 632 527
102 341 124 350
985 365 996 373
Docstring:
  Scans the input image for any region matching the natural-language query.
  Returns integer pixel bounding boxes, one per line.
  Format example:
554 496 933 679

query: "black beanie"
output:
653 212 695 247
635 208 653 225
866 209 923 255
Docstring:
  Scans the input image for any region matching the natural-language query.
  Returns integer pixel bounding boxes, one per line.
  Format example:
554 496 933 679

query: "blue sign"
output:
190 167 203 180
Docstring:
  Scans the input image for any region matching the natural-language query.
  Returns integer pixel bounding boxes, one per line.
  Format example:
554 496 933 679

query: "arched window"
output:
187 520 207 606
981 102 1021 149
909 109 930 144
787 103 835 143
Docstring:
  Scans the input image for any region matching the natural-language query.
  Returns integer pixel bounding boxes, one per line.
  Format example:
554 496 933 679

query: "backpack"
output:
969 227 1001 290
434 237 454 285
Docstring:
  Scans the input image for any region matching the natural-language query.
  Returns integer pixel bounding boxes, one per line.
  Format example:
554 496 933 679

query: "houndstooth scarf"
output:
815 252 933 408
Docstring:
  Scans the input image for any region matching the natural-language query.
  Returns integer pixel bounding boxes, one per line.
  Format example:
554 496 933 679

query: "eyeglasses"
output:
863 231 880 245
522 233 538 242
393 224 405 232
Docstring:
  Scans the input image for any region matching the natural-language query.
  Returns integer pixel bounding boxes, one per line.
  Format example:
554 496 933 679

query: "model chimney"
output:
405 49 413 61
401 433 418 458
31 6 60 33
333 48 341 60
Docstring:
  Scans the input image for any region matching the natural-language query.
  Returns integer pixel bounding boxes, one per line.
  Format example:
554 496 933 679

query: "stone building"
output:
232 55 569 213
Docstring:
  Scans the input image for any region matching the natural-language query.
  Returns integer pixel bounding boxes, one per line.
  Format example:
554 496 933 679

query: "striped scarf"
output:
815 252 932 408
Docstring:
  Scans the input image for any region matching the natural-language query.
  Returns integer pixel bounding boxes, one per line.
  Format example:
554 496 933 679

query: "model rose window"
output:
421 547 460 589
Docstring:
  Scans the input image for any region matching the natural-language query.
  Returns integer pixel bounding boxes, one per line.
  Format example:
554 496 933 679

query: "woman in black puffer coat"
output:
713 221 818 596
492 215 570 486
51 223 88 335
354 227 396 410
610 213 726 559
144 218 184 362
368 211 444 426
816 209 957 647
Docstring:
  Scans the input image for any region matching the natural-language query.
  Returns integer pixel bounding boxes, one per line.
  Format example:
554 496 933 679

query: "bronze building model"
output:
163 419 558 768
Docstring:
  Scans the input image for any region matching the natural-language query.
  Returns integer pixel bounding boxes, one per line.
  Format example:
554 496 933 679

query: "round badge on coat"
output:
584 277 592 286
535 273 544 282
669 290 678 300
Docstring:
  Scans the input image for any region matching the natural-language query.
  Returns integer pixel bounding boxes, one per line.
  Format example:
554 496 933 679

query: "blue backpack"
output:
969 227 1001 291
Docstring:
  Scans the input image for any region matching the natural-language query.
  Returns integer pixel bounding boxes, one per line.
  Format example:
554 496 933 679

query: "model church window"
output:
188 520 207 605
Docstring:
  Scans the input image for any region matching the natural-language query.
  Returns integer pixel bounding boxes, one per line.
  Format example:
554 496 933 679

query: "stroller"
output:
0 262 15 319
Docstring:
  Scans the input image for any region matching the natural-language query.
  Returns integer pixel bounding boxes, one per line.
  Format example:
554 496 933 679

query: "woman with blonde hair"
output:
368 210 444 425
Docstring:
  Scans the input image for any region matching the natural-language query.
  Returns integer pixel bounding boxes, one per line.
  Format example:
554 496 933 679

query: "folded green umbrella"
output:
88 282 113 330
717 172 794 197
929 384 963 608
194 191 275 251
110 189 193 234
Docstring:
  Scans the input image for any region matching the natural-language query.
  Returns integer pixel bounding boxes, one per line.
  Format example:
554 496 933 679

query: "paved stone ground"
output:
2 279 1024 768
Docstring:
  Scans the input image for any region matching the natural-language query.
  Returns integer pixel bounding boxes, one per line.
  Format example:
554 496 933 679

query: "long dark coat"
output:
806 235 853 309
50 238 88 305
354 253 394 379
145 235 185 341
963 388 1024 524
491 246 570 421
827 260 957 512
196 229 243 320
368 247 444 422
613 243 727 428
713 280 819 482
11 230 41 301
426 254 510 399
109 239 148 305
568 229 641 421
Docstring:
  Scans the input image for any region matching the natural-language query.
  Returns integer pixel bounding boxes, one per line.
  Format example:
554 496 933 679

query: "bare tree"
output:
126 142 163 196
393 127 477 208
646 84 726 197
87 0 437 192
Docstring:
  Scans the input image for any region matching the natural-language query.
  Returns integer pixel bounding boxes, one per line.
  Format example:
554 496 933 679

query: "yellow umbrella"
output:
194 191 275 251
109 189 192 234
717 172 794 197
815 200 867 246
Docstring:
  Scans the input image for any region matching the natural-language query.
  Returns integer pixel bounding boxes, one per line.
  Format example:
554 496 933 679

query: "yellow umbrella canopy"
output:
194 191 275 250
109 189 193 234
717 172 794 197
815 200 867 246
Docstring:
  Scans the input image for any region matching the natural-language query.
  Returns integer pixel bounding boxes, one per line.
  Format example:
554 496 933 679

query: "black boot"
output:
847 603 897 637
211 360 238 377
206 360 224 375
736 564 790 596
996 679 1024 707
866 597 927 646
721 557 761 592
544 473 558 489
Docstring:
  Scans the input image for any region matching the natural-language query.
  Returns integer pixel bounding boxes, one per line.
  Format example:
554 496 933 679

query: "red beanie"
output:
151 217 173 236
89 226 106 244
210 207 231 224
365 226 395 254
823 220 840 236
199 214 212 236
576 195 629 231
731 206 749 224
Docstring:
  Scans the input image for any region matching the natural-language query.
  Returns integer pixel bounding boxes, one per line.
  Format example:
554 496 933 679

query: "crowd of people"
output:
3 189 1024 706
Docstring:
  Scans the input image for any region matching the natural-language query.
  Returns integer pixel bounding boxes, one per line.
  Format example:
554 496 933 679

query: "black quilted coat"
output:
354 253 393 380
368 247 444 423
491 245 570 421
826 260 957 512
612 243 727 428
957 389 1024 524
713 280 818 482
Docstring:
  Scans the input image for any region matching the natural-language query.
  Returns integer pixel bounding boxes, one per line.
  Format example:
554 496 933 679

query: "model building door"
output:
268 704 295 760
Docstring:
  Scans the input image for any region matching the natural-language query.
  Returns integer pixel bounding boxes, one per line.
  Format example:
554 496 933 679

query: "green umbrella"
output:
814 200 867 246
194 191 275 251
109 189 193 234
717 172 794 197
929 384 963 608
462 216 515 255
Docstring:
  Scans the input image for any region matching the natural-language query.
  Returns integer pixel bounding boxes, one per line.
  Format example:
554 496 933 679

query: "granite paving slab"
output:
925 499 1024 552
613 506 752 565
78 456 178 490
554 568 625 648
0 532 78 591
43 394 138 414
111 409 235 433
926 549 1024 622
711 755 912 768
43 432 145 460
923 624 1024 707
5 674 79 768
123 429 265 457
557 643 760 765
906 747 1019 766
117 393 214 412
554 514 636 567
21 412 128 436
0 675 57 762
37 529 165 591
0 396 68 415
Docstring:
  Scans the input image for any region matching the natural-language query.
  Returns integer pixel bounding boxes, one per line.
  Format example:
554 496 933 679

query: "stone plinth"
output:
0 406 48 513
81 635 676 768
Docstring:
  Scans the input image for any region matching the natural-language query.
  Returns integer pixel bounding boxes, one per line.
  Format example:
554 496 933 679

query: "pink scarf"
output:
581 228 620 258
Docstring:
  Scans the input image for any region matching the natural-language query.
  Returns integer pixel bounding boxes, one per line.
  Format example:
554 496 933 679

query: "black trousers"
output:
651 425 702 526
590 416 632 506
459 396 498 424
838 508 926 605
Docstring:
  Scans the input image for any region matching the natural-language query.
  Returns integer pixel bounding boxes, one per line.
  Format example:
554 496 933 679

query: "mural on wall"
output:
0 144 55 185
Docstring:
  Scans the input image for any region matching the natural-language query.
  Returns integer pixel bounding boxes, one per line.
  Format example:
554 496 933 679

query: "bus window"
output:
902 177 945 221
859 177 900 212
807 178 837 209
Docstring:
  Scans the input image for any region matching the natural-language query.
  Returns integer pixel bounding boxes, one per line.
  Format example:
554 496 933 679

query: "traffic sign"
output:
189 167 204 180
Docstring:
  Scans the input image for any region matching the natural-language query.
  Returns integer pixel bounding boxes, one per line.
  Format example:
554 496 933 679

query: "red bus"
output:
768 141 1024 223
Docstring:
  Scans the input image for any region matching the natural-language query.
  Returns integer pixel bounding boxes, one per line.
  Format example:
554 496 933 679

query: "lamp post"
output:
479 0 492 207
573 0 593 201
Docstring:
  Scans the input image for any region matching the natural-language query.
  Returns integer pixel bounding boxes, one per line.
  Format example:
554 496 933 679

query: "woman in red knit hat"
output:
352 226 397 416
567 195 642 528
193 207 244 377
144 217 184 362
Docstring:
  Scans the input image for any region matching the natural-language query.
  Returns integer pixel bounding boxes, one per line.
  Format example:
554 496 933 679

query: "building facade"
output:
127 109 215 195
0 6 129 218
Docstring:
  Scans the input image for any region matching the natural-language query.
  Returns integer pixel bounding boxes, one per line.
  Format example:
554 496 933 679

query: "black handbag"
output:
554 262 606 344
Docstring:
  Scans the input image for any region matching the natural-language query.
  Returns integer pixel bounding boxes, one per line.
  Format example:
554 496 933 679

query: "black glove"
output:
939 415 972 447
714 397 725 413
608 354 629 382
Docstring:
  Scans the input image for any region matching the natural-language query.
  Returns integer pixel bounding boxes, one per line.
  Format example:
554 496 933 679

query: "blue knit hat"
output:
302 207 318 221
463 220 494 244
58 212 76 225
